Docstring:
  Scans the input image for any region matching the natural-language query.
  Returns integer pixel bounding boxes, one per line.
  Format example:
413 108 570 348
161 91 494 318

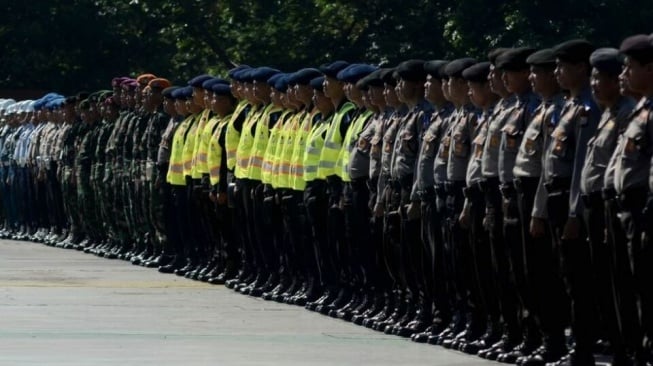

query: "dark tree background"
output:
0 0 651 95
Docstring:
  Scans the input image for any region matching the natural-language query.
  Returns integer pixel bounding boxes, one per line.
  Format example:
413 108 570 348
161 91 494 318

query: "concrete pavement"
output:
0 239 495 366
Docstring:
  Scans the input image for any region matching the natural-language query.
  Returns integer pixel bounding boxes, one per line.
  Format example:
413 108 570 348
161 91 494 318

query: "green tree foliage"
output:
0 0 651 94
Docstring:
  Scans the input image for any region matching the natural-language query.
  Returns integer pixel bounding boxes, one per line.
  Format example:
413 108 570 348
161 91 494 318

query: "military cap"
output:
273 74 290 92
111 77 129 87
496 47 537 71
526 48 557 68
121 79 138 90
337 64 377 83
228 65 250 79
590 48 624 76
250 67 281 82
188 74 213 87
379 68 398 86
162 86 180 99
310 76 326 92
181 86 194 99
488 48 512 65
148 78 172 90
356 69 385 90
267 73 285 87
424 60 450 80
288 68 322 85
444 58 478 78
201 78 228 91
552 39 595 63
619 34 653 64
211 83 233 96
136 74 157 86
170 87 186 99
238 68 256 83
319 61 350 78
462 61 491 83
394 60 427 81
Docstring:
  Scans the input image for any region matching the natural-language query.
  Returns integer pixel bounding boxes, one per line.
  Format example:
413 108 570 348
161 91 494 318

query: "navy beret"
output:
211 83 233 96
319 61 350 78
379 68 398 86
394 60 427 81
553 39 595 64
462 62 491 83
620 34 653 64
424 60 450 80
590 48 624 76
250 67 281 82
274 74 290 92
237 68 256 83
445 58 478 78
526 48 557 68
201 78 229 90
488 48 512 65
288 68 323 85
228 65 250 79
162 86 180 99
356 69 385 90
336 64 377 83
188 74 214 87
267 73 285 87
496 47 536 71
173 86 194 99
310 76 326 92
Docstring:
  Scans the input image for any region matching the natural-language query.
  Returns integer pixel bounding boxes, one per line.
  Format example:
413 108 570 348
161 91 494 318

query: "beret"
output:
356 69 385 90
201 77 229 90
188 74 214 87
211 83 233 96
526 48 557 68
162 86 180 99
462 61 491 83
288 68 322 85
273 74 290 92
228 65 250 79
136 74 157 86
267 73 285 88
310 76 325 92
444 58 478 78
553 39 595 64
495 47 536 71
121 80 138 90
111 77 129 87
379 68 398 86
590 48 624 76
424 60 450 80
488 48 512 65
238 68 256 83
148 78 171 90
394 60 427 81
172 86 193 99
619 34 653 64
250 67 281 82
319 61 350 78
336 64 377 83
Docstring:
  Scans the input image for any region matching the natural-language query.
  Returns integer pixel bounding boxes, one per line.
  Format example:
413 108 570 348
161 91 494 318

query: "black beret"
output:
379 68 397 86
250 67 281 82
488 48 512 65
526 48 557 68
356 69 384 90
310 76 325 92
590 48 624 76
424 60 450 80
211 84 233 96
619 34 653 64
394 60 427 81
444 58 477 78
288 68 323 85
162 86 180 99
496 47 537 71
462 61 491 83
553 39 595 64
188 74 214 87
319 61 350 78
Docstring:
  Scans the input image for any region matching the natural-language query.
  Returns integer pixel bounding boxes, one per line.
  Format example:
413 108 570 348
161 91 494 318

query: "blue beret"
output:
172 86 193 99
162 86 180 99
250 67 281 82
288 68 322 85
228 65 250 79
267 73 285 87
188 74 214 87
238 68 256 83
319 61 350 78
273 74 290 92
310 76 325 92
211 83 233 96
201 77 229 90
590 48 624 76
336 64 378 83
33 98 47 111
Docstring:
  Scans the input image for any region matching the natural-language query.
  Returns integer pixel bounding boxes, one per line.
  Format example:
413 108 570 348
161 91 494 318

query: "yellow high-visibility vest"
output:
290 109 319 191
262 109 292 185
234 104 264 179
337 109 373 182
191 109 213 178
207 115 231 186
248 104 282 181
197 113 221 176
317 102 356 179
182 113 201 178
303 114 331 182
225 100 249 171
276 110 306 188
166 114 195 185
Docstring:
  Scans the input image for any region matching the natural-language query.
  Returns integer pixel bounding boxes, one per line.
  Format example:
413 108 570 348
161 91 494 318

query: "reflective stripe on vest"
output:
290 110 318 191
234 105 263 179
182 114 200 177
317 102 356 179
337 109 373 182
248 104 282 181
276 110 306 188
207 116 231 186
225 101 249 171
262 109 291 184
303 116 331 182
166 114 195 185
191 109 212 178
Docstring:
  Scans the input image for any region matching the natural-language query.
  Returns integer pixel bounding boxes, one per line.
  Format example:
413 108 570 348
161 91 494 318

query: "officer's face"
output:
529 66 556 96
503 69 530 94
488 65 506 95
324 77 343 100
449 77 468 104
383 84 400 107
590 68 620 105
554 59 587 90
621 56 651 93
468 82 491 108
425 75 444 104
193 88 205 108
163 98 175 116
369 86 385 108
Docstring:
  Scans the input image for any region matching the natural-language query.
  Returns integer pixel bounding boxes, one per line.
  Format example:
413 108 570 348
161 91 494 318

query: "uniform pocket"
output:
452 133 469 158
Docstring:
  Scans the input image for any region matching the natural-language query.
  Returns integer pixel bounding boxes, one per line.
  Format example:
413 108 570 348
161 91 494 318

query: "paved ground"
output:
0 240 495 366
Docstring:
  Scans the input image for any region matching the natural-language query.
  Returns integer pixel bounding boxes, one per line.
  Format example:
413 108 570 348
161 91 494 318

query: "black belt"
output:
418 186 436 201
463 184 483 199
602 187 617 200
544 177 571 194
445 180 466 193
513 176 540 193
580 191 603 207
500 182 516 196
478 177 500 192
618 186 648 211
